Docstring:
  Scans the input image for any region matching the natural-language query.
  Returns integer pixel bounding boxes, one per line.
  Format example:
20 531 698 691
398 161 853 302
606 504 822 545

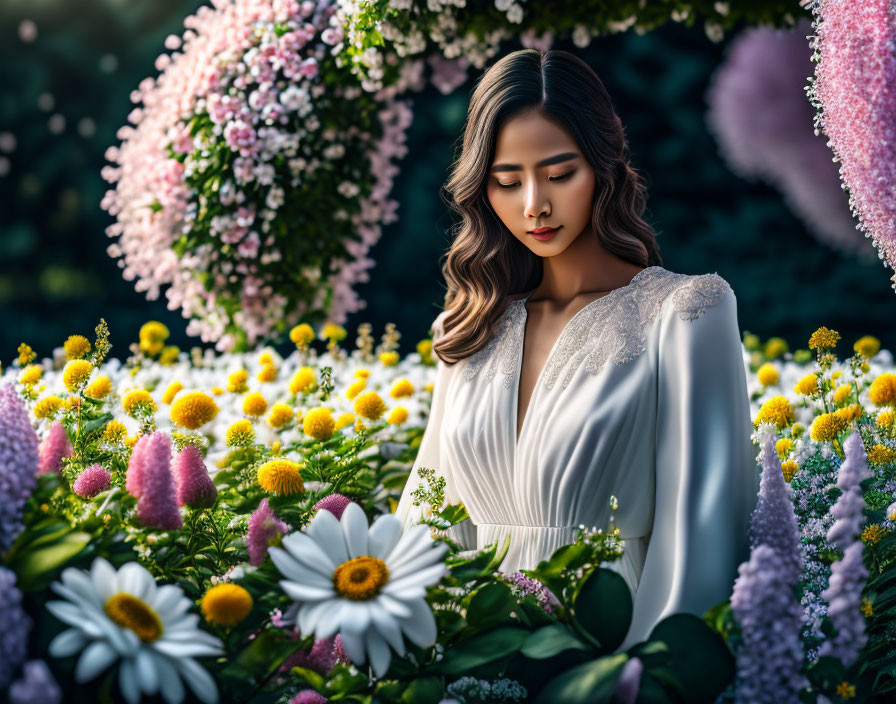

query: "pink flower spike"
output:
247 498 288 566
37 421 72 475
288 690 327 704
173 445 217 509
72 465 112 498
312 493 352 520
136 432 182 531
125 434 151 498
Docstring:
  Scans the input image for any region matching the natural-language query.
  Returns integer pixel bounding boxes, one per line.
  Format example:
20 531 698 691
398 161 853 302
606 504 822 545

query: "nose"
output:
523 180 550 220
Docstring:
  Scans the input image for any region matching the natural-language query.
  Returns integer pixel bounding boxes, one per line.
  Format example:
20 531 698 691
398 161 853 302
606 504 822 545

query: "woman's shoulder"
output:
651 267 735 322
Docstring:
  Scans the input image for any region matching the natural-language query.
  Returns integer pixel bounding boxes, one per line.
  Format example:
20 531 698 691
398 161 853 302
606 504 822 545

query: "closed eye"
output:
496 170 576 189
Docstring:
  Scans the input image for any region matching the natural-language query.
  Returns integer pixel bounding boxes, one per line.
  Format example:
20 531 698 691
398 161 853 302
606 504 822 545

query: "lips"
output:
529 226 561 241
529 227 559 234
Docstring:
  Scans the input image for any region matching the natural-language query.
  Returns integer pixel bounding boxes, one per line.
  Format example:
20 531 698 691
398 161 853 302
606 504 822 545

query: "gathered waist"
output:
476 522 648 540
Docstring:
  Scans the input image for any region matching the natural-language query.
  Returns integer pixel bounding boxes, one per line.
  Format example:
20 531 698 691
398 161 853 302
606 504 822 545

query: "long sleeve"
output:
394 311 477 550
619 280 760 651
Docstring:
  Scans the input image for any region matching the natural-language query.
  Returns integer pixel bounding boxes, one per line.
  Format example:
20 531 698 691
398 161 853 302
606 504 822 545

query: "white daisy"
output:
45 557 224 704
269 501 448 677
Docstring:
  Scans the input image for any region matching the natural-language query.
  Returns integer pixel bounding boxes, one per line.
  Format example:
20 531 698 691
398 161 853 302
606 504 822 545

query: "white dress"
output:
395 265 760 651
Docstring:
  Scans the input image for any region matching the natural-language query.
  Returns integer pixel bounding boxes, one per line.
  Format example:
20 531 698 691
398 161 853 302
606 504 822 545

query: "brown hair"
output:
433 48 662 364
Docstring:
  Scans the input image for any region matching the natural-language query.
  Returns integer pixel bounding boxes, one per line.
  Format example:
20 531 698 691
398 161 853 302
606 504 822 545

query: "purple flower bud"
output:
8 660 62 704
288 691 327 704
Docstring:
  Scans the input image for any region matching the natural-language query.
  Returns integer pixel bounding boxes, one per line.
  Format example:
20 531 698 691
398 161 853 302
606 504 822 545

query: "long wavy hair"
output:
434 48 662 365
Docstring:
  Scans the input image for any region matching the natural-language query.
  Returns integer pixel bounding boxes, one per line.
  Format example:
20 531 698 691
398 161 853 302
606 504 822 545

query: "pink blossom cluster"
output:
807 0 896 289
72 465 112 498
127 431 183 531
37 421 72 476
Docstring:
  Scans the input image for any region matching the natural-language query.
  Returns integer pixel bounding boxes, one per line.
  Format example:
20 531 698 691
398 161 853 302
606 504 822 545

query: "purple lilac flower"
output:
8 660 62 704
37 420 71 475
826 430 870 550
506 572 559 615
0 382 39 553
72 464 111 498
0 566 32 689
247 497 288 566
136 431 182 531
730 544 807 703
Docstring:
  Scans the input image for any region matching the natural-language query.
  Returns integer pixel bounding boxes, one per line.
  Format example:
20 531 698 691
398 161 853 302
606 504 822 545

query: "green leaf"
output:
13 531 92 591
466 582 515 629
534 653 628 704
436 502 469 526
399 676 443 704
521 624 591 659
446 536 510 580
438 626 529 676
572 568 633 652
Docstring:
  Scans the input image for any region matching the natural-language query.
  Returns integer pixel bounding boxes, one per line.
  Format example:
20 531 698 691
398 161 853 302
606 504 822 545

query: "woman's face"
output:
485 108 596 256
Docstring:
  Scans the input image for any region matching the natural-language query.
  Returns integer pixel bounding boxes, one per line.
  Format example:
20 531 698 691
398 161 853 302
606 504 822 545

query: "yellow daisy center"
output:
104 593 163 642
332 556 390 600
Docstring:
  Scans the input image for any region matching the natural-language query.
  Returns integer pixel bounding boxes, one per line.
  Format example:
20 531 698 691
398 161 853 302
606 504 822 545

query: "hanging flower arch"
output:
101 0 801 352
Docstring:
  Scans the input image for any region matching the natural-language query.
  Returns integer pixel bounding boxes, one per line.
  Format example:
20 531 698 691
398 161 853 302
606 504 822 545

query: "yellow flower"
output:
242 392 268 417
161 381 184 405
389 378 414 399
354 369 370 379
19 364 43 386
271 440 282 455
84 375 113 399
776 438 794 459
424 382 434 393
335 412 355 430
833 404 862 424
289 367 316 395
62 359 93 392
65 396 81 411
201 584 253 626
756 363 778 387
810 412 845 442
345 378 366 401
753 396 795 429
791 423 805 439
17 343 36 366
794 374 819 396
877 410 895 429
781 460 798 483
267 403 295 429
257 364 277 382
103 420 127 443
808 326 840 350
833 383 852 406
354 391 386 421
861 597 873 618
34 396 63 420
869 373 896 407
124 435 139 448
227 369 249 394
417 339 433 358
170 391 220 430
64 335 91 360
140 339 164 356
226 420 255 447
139 321 170 345
289 323 315 347
258 351 274 366
211 386 225 396
854 335 881 359
159 345 180 365
303 407 336 441
122 389 157 417
321 323 347 342
835 681 856 700
861 525 888 545
763 337 788 360
867 444 896 467
387 407 408 425
257 459 305 495
379 351 399 367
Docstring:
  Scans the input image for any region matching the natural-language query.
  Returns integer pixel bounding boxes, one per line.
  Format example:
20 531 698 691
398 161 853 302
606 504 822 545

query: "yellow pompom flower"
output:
335 412 355 430
869 373 896 407
303 407 336 441
836 681 856 700
62 359 93 392
791 423 805 439
808 326 840 350
103 420 127 443
794 374 819 396
345 379 366 401
387 407 408 425
34 396 63 420
424 382 434 393
861 598 873 618
122 389 157 417
170 391 220 430
877 410 895 429
289 367 316 395
161 381 184 405
321 323 347 342
289 323 315 347
124 435 140 448
257 459 305 495
226 420 255 447
854 335 881 359
211 386 225 396
833 383 852 406
201 584 253 626
84 375 112 399
139 321 170 345
242 392 268 417
271 440 282 456
354 391 386 421
258 352 274 366
379 351 399 367
833 404 862 424
781 460 798 483
776 438 794 459
390 378 414 399
354 369 371 379
159 345 180 365
417 338 433 358
753 396 795 429
763 337 788 360
867 444 896 467
17 343 36 366
257 364 277 382
227 369 249 394
64 334 91 360
19 364 43 386
756 363 778 387
861 525 888 546
267 403 295 430
810 412 845 442
65 396 81 412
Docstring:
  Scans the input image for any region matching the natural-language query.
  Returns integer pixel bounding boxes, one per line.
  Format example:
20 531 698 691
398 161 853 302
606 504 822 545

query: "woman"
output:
395 48 759 651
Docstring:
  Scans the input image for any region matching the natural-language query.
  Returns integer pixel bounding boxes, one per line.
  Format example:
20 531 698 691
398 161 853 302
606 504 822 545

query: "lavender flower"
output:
0 567 31 689
37 420 71 475
71 464 111 498
826 431 870 550
8 660 62 704
247 497 288 566
0 382 39 553
505 572 559 615
136 431 182 531
819 542 869 666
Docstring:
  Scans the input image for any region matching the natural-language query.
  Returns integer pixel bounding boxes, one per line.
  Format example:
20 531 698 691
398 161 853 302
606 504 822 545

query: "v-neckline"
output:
511 266 655 449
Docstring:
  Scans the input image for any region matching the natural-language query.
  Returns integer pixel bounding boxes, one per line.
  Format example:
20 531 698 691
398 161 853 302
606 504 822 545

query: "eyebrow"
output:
490 152 580 173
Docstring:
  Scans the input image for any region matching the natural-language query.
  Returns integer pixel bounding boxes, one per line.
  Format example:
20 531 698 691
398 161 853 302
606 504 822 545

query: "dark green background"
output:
2 1 892 363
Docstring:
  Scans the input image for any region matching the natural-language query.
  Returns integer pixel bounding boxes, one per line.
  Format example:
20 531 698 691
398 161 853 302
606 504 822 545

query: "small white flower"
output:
269 501 448 677
46 557 223 704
